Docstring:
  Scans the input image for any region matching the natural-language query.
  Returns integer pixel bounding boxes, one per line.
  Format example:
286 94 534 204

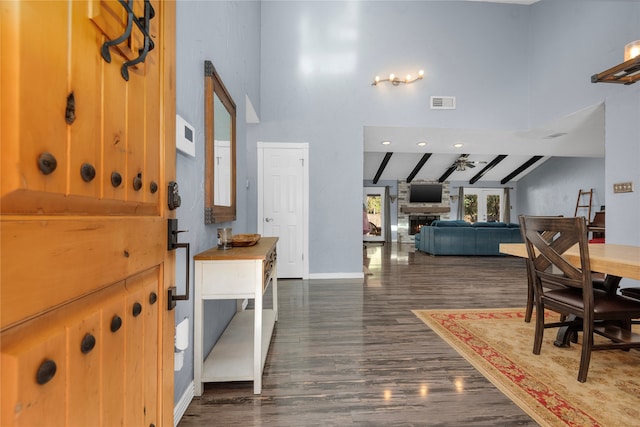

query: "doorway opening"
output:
364 187 386 243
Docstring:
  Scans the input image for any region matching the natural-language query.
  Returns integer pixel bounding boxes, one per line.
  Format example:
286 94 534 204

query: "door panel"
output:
142 271 160 427
1 1 176 425
260 147 305 278
102 292 127 427
2 1 69 199
1 326 67 426
103 61 129 202
125 278 146 425
0 275 161 427
67 311 101 426
70 0 102 199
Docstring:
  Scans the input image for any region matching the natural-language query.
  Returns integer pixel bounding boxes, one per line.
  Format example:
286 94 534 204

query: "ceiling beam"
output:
500 156 544 184
373 152 393 184
469 155 508 185
406 153 433 183
438 153 468 183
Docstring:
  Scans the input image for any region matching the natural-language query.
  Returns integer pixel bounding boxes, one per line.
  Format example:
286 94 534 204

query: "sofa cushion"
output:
472 221 507 228
474 227 519 254
431 220 469 227
430 227 476 255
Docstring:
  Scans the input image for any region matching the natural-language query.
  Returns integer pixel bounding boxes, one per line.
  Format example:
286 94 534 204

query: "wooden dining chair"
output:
521 215 609 324
520 215 640 382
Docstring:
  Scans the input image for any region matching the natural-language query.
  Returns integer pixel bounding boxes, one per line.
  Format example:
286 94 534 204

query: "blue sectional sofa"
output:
414 220 522 255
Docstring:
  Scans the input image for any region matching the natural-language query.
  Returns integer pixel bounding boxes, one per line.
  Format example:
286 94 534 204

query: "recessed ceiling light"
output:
453 143 464 148
417 141 427 147
381 141 391 145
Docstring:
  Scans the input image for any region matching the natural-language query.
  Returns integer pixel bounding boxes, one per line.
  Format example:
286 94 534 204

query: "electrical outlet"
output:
613 182 634 193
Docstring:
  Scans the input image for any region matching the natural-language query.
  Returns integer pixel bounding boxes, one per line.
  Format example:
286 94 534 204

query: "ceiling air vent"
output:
430 96 456 110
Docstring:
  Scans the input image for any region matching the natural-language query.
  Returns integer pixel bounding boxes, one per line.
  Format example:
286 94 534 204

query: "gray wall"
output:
173 0 640 409
516 157 606 217
174 0 261 403
258 1 531 275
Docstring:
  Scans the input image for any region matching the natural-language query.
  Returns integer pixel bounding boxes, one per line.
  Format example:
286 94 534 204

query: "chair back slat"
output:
519 216 592 293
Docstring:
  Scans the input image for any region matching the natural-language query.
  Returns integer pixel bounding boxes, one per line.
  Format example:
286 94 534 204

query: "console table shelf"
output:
201 310 277 382
194 237 278 395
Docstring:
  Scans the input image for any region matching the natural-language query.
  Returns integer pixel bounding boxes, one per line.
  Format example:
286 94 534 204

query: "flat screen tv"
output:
409 184 442 203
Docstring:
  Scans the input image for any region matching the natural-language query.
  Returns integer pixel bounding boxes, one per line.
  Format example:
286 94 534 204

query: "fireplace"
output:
409 215 440 235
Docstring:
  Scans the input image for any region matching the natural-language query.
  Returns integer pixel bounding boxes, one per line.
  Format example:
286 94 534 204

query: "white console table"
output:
193 237 278 395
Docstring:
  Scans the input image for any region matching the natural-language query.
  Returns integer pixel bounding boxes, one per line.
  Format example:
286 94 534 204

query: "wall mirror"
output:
204 60 236 224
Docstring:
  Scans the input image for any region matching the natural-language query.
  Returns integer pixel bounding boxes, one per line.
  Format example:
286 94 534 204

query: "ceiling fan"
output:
452 156 487 171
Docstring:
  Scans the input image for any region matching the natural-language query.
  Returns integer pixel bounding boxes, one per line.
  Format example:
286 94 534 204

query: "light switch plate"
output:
613 182 634 193
176 114 195 157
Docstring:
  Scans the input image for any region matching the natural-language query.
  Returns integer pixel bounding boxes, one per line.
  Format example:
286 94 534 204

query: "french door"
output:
464 189 503 223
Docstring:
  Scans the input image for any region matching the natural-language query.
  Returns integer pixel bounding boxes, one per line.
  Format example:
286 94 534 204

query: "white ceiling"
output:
363 102 605 183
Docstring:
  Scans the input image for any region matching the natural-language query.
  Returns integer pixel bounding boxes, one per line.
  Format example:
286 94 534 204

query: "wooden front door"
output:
1 1 176 426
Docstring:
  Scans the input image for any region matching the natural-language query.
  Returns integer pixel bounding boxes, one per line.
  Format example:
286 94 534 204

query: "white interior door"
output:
258 143 309 279
363 187 385 242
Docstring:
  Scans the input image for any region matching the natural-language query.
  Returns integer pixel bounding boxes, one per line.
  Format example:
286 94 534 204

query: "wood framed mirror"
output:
204 60 236 224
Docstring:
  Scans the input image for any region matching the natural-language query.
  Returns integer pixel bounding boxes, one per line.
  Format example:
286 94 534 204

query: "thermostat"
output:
176 114 195 157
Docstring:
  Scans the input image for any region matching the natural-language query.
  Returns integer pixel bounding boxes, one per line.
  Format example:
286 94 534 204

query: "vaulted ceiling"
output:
363 103 605 184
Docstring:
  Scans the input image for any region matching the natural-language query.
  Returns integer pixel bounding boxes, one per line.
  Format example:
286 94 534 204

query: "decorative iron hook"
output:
100 0 134 64
100 0 156 81
121 0 156 81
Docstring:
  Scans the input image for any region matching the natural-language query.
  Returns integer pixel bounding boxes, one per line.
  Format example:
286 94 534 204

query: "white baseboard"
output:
308 272 364 280
174 381 194 426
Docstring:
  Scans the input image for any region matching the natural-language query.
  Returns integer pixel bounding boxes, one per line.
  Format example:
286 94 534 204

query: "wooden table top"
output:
500 243 640 280
194 237 278 261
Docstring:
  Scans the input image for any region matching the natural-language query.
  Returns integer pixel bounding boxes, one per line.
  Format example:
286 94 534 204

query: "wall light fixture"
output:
624 40 640 61
372 69 424 86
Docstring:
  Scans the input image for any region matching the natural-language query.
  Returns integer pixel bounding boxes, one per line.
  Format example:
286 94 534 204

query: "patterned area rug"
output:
413 308 640 427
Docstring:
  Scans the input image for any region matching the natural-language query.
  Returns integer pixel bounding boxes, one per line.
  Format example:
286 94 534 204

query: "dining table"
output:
500 242 640 346
500 242 640 281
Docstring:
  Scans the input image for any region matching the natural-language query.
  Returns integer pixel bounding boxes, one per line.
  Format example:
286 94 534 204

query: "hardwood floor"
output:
178 243 538 426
